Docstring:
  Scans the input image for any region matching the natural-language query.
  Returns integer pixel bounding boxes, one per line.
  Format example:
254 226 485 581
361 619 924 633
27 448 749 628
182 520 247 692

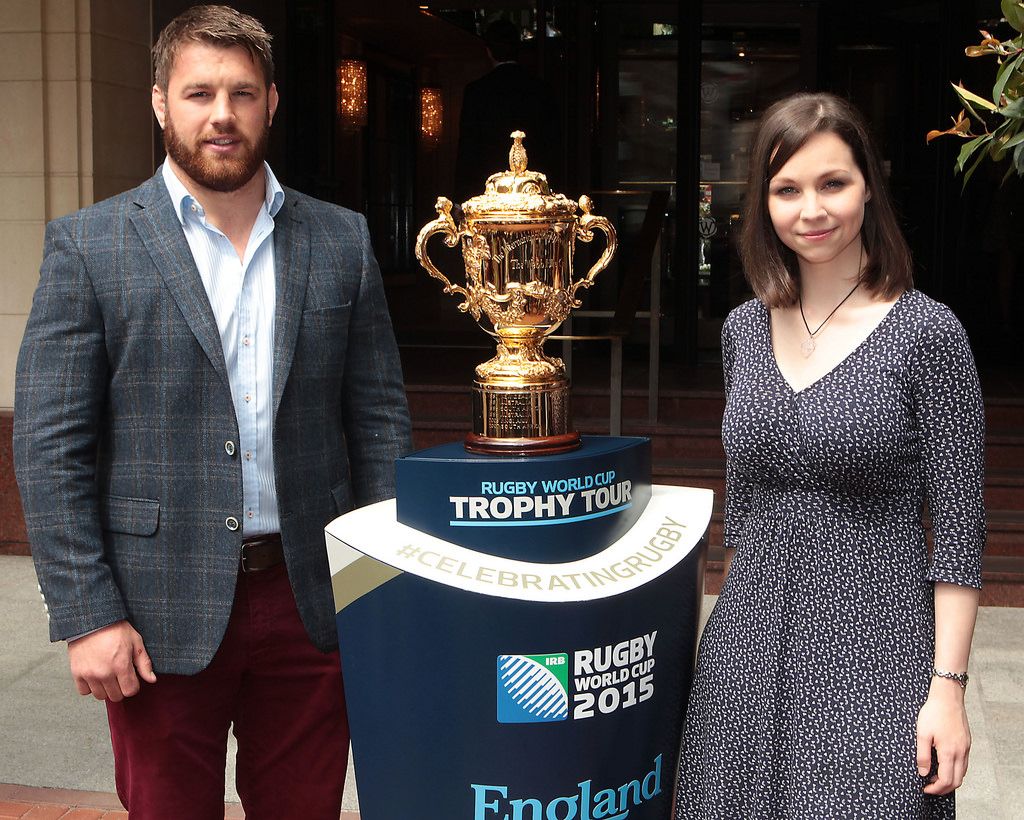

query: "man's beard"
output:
163 112 270 193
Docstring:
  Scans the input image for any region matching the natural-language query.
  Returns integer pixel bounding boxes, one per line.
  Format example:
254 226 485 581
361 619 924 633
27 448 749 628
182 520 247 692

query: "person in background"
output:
677 92 985 819
14 5 411 818
455 18 563 201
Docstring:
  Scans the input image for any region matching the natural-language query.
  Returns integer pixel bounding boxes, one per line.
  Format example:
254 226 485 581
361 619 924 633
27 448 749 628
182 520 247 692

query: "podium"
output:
325 437 712 819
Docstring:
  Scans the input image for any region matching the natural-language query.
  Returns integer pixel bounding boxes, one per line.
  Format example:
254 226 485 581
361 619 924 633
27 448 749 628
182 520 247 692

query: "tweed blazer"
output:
14 171 412 674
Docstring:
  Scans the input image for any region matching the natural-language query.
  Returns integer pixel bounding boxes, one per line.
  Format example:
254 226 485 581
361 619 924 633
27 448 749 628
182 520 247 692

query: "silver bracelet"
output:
932 667 969 689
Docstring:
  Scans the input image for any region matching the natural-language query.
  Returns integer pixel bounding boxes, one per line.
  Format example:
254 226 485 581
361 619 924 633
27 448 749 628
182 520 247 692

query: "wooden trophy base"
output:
464 431 581 457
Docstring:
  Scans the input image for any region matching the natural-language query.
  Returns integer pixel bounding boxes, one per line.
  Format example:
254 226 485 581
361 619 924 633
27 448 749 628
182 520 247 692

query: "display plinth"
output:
396 435 651 562
326 477 712 819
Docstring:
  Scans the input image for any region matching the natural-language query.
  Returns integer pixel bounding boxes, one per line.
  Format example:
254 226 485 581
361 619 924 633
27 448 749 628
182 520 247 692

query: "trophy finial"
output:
509 130 528 175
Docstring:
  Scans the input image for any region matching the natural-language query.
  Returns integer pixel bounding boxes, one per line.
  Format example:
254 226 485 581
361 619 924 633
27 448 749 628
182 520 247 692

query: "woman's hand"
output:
915 676 971 795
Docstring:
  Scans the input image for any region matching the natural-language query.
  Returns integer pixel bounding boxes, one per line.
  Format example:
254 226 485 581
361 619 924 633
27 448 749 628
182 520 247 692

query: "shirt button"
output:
244 394 251 403
225 516 240 531
190 203 197 212
224 440 236 456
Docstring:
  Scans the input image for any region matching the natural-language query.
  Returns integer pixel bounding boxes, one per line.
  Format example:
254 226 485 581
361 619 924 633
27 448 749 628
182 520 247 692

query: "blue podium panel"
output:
326 485 712 820
395 436 652 562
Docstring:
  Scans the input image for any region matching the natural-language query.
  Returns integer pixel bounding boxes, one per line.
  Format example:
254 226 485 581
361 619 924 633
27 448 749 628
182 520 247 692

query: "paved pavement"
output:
1 554 1021 817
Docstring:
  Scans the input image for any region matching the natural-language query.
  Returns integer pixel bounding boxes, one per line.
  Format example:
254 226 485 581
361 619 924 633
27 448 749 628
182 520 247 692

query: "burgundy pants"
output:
106 563 349 819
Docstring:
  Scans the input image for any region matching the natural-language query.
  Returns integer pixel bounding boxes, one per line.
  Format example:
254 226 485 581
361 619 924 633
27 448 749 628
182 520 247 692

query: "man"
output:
455 18 563 202
14 5 411 818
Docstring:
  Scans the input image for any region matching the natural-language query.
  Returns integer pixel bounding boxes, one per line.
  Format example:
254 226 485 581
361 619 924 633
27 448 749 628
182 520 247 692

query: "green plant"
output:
927 0 1024 184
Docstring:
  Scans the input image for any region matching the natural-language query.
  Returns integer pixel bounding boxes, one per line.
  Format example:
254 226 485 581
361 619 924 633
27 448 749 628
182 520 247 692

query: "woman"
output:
676 93 985 818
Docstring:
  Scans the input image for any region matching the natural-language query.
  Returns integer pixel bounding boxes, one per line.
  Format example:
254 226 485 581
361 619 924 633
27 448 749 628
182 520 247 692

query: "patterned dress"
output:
676 289 986 819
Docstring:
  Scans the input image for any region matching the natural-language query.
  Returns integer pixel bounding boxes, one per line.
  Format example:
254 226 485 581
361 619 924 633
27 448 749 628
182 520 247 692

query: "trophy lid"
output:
461 131 578 222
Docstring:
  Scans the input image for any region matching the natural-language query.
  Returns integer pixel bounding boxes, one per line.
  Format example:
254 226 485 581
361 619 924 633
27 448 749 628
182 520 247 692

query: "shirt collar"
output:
161 161 285 225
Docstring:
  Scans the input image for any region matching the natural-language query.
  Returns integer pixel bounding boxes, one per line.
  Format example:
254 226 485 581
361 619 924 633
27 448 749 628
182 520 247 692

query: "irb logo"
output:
496 654 568 723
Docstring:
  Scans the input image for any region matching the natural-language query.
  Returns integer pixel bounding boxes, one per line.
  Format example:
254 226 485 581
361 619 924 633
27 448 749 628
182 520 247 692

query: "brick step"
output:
404 386 729 428
406 384 1023 430
983 399 1024 430
983 473 1024 510
410 418 730 458
983 510 1024 556
570 389 726 426
405 385 472 420
985 430 1024 470
410 421 471 452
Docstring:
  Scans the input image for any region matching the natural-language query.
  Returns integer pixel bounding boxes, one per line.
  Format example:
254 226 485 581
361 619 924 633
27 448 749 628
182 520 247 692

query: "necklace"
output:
798 279 861 357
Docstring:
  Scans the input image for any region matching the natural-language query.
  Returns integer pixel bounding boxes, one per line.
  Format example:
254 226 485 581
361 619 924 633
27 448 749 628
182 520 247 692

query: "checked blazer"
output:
14 171 412 674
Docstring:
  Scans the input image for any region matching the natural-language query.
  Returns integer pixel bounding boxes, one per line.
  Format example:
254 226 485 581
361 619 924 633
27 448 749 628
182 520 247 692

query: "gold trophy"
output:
415 131 617 456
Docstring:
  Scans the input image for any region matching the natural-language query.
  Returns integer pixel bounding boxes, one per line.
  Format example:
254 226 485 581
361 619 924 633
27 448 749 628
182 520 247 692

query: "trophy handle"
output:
570 195 618 300
414 197 473 310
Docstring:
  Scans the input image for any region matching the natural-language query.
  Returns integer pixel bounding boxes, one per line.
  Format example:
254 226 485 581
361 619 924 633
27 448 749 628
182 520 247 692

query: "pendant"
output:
800 337 816 357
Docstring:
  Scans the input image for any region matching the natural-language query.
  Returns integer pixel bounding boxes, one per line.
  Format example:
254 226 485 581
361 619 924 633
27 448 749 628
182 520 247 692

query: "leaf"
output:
956 134 990 172
1007 67 1024 99
1001 96 1024 118
926 110 974 142
1015 141 1024 174
1002 0 1024 33
994 51 1024 103
926 127 971 144
960 97 989 125
962 139 992 187
953 82 998 111
991 119 1022 159
1002 128 1024 150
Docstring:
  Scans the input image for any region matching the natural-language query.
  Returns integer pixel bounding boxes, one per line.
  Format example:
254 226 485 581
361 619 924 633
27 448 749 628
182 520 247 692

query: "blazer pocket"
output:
300 303 353 345
301 302 353 320
330 480 352 515
99 494 160 536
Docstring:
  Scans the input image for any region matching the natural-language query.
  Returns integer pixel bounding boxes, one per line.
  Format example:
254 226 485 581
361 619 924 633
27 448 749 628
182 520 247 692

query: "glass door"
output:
596 2 817 359
696 4 817 352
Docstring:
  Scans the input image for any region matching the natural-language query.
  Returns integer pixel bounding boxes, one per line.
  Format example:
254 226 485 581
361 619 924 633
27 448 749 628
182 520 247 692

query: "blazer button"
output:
225 516 240 531
225 440 236 457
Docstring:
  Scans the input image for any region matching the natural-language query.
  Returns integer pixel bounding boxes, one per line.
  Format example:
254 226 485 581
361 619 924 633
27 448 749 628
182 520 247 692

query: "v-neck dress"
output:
676 289 985 819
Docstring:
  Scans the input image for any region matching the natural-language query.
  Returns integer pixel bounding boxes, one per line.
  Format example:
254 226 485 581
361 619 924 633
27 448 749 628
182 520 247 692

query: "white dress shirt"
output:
162 161 285 536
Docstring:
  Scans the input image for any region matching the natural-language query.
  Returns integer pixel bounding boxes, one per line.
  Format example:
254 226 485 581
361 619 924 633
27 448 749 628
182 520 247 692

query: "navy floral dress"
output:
676 289 985 819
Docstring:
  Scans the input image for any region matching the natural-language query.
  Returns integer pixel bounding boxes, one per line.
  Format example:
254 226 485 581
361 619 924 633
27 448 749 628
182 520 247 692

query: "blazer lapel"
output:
272 194 311 418
128 174 229 385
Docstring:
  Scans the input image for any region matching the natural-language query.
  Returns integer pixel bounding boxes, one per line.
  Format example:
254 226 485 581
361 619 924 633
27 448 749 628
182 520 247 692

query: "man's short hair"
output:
484 19 521 63
153 4 274 91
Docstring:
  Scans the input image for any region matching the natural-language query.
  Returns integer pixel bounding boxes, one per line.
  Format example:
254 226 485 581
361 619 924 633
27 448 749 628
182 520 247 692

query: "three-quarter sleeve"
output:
721 314 756 550
909 305 986 588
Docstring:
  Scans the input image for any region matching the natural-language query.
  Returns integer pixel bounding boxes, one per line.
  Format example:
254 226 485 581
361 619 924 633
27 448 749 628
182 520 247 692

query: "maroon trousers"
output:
106 563 349 819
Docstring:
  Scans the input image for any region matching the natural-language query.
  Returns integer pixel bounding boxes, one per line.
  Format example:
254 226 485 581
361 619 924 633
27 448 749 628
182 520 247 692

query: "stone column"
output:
0 0 152 411
0 0 152 551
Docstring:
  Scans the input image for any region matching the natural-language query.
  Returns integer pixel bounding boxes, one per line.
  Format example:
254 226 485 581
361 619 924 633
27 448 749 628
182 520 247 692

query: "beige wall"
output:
0 0 152 410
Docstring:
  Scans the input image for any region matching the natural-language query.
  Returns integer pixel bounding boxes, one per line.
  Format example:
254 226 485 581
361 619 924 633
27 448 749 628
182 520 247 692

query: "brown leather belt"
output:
240 533 285 572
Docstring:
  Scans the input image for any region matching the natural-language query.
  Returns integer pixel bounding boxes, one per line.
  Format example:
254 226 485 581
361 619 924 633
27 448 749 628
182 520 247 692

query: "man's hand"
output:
67 620 157 701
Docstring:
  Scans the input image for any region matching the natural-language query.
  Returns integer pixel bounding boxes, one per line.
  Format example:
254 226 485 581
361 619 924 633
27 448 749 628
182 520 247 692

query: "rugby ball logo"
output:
496 653 569 723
